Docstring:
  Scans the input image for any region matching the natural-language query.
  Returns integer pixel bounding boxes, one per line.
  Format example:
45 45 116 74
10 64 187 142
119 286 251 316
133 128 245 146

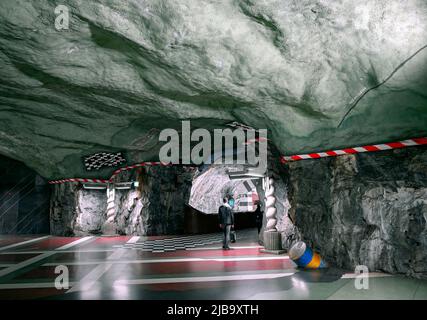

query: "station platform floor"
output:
0 229 426 300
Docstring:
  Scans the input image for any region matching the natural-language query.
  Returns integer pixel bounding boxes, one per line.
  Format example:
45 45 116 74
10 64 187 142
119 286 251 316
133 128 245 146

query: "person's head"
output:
228 198 235 207
223 197 228 204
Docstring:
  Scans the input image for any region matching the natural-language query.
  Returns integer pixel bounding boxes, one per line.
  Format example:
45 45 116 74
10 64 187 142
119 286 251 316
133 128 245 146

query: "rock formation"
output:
0 0 426 280
50 166 195 236
287 146 427 279
0 0 426 181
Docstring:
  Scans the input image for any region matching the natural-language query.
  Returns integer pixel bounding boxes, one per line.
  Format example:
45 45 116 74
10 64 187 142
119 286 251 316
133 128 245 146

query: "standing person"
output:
228 197 236 243
218 197 234 250
254 201 263 235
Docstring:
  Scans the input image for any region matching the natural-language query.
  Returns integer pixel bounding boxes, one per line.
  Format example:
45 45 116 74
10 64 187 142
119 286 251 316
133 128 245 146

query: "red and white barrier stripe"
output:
280 137 427 163
48 161 191 185
48 178 110 185
49 136 267 185
110 161 172 178
49 137 427 184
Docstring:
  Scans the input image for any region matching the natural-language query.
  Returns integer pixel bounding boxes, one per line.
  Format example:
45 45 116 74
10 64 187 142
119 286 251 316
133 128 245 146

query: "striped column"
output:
106 184 115 223
261 176 285 253
102 184 116 235
264 177 277 232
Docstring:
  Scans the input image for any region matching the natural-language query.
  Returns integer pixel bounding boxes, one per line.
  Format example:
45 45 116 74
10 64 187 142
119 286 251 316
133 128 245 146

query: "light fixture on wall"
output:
82 181 138 190
226 168 265 180
114 182 134 190
82 183 107 190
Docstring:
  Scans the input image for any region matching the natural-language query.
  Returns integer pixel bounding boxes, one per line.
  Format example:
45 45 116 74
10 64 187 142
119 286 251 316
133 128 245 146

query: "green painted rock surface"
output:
0 0 426 179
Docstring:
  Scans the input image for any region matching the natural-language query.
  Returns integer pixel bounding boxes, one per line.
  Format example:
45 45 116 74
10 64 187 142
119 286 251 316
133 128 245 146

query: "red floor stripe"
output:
78 236 131 249
49 251 112 263
117 259 295 277
14 259 294 281
127 248 265 259
17 237 81 251
48 247 267 264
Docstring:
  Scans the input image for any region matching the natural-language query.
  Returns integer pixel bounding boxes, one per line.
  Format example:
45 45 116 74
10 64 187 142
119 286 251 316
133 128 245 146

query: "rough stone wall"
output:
1 1 427 181
115 167 195 235
50 183 106 236
287 146 427 279
50 167 195 236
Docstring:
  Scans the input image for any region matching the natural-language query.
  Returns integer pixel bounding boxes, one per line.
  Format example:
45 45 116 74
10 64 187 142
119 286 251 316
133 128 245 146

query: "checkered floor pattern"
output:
119 229 256 253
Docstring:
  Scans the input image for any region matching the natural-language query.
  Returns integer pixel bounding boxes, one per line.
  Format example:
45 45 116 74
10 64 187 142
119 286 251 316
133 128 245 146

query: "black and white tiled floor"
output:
118 229 256 253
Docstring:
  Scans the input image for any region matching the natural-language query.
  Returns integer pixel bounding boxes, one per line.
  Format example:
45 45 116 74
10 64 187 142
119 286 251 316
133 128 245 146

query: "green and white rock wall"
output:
0 0 426 180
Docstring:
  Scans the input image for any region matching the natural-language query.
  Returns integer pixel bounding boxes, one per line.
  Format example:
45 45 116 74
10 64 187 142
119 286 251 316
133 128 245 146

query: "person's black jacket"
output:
255 206 263 225
218 204 234 225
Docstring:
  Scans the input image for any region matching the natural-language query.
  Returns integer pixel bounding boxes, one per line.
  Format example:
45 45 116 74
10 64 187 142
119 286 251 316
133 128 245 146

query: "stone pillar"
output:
261 176 285 254
102 183 117 235
264 177 277 231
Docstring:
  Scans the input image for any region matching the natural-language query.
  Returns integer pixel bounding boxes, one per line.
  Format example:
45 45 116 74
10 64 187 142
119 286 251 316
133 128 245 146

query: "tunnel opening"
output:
184 164 260 234
47 124 275 239
0 154 50 235
48 160 268 238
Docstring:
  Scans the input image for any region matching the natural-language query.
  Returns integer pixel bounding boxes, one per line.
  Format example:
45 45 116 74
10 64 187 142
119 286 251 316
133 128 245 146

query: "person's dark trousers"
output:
257 224 262 234
223 224 232 249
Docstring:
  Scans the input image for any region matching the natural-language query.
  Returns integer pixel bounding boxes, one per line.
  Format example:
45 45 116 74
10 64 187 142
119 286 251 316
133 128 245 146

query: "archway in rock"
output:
186 165 260 234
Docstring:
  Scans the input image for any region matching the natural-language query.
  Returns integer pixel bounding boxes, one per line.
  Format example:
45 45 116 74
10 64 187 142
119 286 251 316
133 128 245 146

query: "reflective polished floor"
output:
0 230 426 300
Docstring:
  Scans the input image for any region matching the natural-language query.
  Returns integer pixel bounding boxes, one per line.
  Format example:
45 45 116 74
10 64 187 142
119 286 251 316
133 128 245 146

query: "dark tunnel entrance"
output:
0 155 50 235
184 165 260 234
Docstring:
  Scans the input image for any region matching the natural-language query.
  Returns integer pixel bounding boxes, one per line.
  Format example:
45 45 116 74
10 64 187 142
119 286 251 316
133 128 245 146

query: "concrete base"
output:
101 222 117 235
263 230 283 251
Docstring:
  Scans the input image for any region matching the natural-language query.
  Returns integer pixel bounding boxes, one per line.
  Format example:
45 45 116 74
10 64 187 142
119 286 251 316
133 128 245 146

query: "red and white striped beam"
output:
280 137 427 163
49 137 267 185
109 161 172 179
49 137 427 184
48 161 191 185
48 178 110 185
